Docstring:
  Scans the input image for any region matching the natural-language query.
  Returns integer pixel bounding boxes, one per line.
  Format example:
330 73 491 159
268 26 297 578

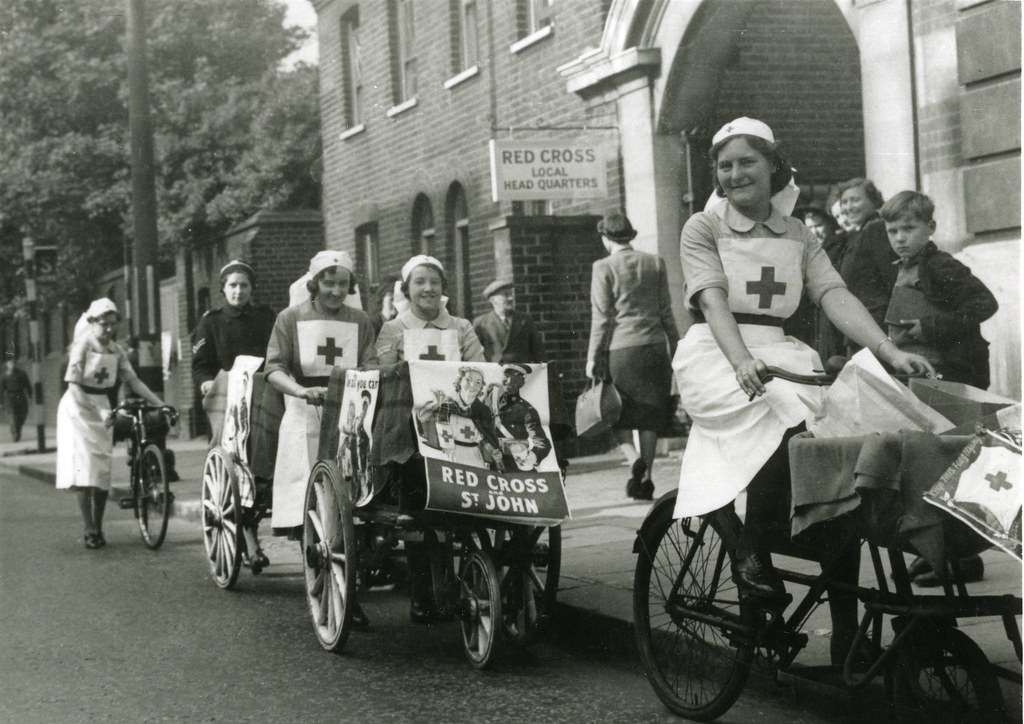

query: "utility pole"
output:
125 0 162 392
20 236 47 452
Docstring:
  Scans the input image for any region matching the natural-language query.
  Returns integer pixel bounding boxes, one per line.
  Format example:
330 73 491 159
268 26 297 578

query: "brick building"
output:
313 0 1020 401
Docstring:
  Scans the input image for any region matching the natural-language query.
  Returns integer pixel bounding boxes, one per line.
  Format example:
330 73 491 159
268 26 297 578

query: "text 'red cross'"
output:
93 367 111 385
985 471 1013 492
419 345 446 360
317 337 344 365
746 266 787 309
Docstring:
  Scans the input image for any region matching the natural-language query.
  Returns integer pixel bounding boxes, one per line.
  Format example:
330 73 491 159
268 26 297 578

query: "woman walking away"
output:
673 117 932 664
587 210 679 501
57 298 166 549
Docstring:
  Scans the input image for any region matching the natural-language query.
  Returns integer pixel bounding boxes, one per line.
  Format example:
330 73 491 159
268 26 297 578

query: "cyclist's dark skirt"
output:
609 343 673 432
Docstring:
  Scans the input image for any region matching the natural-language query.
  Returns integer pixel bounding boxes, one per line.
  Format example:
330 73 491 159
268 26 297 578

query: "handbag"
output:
575 380 622 438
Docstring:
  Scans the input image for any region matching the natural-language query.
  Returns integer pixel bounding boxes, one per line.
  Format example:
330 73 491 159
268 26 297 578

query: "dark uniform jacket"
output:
494 391 552 471
897 242 998 389
191 303 276 388
473 310 546 364
834 214 899 351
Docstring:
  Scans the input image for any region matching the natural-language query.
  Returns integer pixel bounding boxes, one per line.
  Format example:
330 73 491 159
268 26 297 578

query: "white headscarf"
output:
704 117 800 217
289 250 363 309
72 298 119 344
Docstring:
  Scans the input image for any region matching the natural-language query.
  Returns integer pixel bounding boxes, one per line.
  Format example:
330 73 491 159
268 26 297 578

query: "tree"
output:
0 0 320 314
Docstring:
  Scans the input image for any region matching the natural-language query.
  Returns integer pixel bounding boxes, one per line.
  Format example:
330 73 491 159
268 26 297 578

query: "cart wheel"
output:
137 443 171 549
892 621 1005 722
302 460 357 653
633 494 753 721
499 525 561 646
459 549 503 669
201 448 243 589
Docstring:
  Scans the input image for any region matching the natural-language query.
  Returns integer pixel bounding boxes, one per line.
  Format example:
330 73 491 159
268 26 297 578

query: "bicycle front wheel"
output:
137 443 171 549
633 495 753 721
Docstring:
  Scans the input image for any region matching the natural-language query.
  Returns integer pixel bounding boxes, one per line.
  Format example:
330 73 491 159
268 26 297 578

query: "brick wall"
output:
317 0 614 314
714 0 864 185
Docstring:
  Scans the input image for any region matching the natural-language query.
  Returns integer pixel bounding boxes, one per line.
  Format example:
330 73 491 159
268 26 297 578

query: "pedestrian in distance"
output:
473 279 546 364
369 275 400 337
671 117 933 665
880 189 998 588
1 354 32 443
56 298 167 550
587 209 679 502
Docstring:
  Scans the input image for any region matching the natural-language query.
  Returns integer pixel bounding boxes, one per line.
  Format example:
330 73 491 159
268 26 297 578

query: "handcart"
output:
300 361 569 668
199 357 283 589
633 367 1022 721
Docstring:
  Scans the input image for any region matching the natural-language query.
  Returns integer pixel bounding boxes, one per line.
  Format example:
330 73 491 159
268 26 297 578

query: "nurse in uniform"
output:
264 251 377 532
57 298 167 549
673 118 932 661
375 255 486 623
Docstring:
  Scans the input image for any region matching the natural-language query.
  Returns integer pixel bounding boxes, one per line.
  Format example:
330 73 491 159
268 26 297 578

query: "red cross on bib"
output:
717 237 802 318
298 320 359 376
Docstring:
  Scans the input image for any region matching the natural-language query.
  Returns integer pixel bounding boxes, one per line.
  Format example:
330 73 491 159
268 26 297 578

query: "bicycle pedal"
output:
118 497 135 510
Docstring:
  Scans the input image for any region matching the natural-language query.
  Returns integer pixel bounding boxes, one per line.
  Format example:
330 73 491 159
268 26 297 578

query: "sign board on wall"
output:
489 139 607 202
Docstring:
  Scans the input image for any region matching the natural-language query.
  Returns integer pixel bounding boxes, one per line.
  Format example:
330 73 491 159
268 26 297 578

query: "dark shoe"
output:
95 532 107 548
732 553 785 597
84 533 101 550
906 555 932 579
914 555 984 587
830 630 881 671
350 601 370 629
635 480 654 501
250 550 269 575
630 458 647 481
625 478 642 499
410 598 439 624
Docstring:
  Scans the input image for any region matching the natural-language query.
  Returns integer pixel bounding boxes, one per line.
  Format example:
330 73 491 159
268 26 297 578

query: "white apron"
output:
673 235 824 519
56 350 119 490
271 319 358 528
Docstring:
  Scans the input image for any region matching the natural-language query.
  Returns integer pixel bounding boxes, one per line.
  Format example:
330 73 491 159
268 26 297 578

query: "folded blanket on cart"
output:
247 375 284 480
790 431 986 576
368 361 417 467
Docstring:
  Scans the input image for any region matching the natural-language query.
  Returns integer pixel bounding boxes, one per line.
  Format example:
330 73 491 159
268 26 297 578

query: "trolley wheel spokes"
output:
137 443 171 549
498 525 561 646
891 620 1005 722
201 447 243 589
302 460 357 653
458 549 503 669
633 495 753 721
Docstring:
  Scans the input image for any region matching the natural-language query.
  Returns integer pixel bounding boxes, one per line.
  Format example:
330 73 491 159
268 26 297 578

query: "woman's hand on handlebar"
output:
301 386 328 406
735 358 768 399
886 349 936 378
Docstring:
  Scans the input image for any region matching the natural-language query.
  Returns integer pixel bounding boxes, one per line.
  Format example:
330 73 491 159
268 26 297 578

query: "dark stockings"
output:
76 487 108 536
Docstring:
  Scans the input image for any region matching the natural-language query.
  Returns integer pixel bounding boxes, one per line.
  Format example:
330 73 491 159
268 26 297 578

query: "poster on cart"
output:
408 360 569 526
924 411 1022 561
339 369 380 507
222 355 263 506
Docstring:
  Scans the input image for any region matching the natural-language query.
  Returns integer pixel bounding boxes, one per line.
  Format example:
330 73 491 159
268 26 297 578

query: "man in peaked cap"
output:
472 278 546 364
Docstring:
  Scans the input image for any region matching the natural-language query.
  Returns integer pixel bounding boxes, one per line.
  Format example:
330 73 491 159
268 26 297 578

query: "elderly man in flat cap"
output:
472 279 546 364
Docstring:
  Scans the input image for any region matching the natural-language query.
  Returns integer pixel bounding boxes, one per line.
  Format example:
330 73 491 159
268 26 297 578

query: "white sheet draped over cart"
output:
270 395 321 528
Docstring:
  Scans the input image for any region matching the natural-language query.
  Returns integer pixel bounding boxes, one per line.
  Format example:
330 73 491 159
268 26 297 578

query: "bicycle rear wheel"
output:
633 495 753 721
201 447 243 589
137 443 171 549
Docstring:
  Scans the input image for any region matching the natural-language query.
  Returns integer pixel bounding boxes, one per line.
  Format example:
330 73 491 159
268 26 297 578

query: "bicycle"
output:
111 398 179 550
632 366 1021 721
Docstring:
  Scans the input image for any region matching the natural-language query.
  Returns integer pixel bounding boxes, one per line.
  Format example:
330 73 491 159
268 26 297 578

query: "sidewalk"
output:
2 431 1020 705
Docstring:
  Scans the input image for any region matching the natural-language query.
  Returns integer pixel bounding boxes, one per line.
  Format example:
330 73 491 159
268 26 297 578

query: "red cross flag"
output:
297 320 359 377
717 237 803 318
924 430 1022 560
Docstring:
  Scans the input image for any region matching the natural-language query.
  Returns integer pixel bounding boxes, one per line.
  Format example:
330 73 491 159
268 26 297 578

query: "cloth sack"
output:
575 380 621 438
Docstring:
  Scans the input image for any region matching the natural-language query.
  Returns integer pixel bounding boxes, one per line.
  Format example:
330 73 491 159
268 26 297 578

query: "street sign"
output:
34 246 57 286
489 139 607 202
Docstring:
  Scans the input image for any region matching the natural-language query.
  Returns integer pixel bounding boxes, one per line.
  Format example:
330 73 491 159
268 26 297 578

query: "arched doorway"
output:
658 0 864 214
445 182 472 318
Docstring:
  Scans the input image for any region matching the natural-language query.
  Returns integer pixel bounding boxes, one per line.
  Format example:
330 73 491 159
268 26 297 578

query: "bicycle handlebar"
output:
112 399 179 426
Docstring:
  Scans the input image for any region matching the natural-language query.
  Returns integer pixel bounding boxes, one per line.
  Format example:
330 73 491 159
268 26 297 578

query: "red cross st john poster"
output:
222 355 263 506
408 360 569 526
